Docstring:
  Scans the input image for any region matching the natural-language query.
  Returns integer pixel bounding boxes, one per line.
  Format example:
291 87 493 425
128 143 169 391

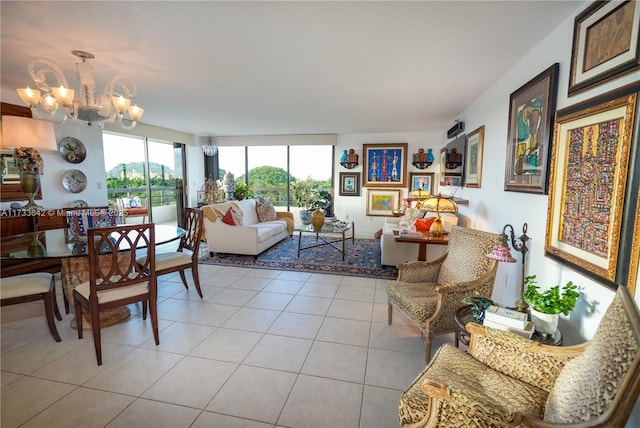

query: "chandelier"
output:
201 136 219 156
16 50 144 129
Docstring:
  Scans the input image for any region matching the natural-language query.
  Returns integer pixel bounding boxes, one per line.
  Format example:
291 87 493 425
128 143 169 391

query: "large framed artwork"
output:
545 84 639 287
339 172 360 196
365 188 401 216
504 63 559 194
439 147 447 185
465 125 484 188
362 143 407 187
569 0 640 96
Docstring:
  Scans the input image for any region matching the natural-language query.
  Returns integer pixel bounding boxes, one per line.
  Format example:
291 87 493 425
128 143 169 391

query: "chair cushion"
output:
0 273 53 299
544 290 639 423
438 226 497 285
386 281 438 324
67 209 118 237
400 344 548 427
137 252 192 271
75 279 149 304
255 198 278 222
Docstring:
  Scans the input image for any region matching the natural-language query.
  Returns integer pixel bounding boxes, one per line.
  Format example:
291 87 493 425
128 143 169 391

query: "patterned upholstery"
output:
398 285 640 427
387 226 500 362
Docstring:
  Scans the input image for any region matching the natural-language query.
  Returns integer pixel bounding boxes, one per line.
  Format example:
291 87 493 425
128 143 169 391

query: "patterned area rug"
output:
199 236 398 279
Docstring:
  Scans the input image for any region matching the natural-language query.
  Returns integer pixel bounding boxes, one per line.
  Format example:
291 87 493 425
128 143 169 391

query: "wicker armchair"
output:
399 284 640 427
387 225 500 362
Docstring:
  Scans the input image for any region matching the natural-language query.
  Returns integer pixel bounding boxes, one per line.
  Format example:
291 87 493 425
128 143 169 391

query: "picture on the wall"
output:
365 188 401 216
362 143 407 187
569 0 640 96
339 172 360 196
545 84 638 288
504 63 559 194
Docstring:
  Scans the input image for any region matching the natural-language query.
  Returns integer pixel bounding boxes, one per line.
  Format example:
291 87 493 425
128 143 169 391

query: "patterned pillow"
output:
255 198 278 222
221 206 242 226
67 209 118 238
401 208 424 226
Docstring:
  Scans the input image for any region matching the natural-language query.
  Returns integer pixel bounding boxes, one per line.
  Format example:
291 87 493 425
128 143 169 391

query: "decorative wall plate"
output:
62 169 87 193
58 137 87 163
70 199 88 208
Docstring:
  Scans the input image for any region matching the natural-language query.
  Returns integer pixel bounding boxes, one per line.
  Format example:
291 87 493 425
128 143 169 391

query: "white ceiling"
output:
1 1 582 137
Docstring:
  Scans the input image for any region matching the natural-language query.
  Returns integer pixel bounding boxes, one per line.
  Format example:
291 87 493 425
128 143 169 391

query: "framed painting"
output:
465 125 484 188
545 84 638 287
569 0 640 96
439 147 447 185
362 143 407 187
442 175 462 187
408 172 435 195
504 63 559 194
339 172 360 196
365 188 401 216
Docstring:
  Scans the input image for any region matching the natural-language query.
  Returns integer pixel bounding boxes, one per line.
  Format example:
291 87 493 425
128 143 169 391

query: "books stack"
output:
483 305 534 339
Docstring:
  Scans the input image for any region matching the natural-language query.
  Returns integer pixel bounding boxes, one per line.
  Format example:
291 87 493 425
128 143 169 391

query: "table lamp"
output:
408 188 431 209
1 116 57 208
421 194 458 236
486 223 530 312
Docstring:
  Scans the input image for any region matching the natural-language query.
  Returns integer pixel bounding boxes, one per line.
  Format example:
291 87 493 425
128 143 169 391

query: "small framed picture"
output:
408 172 435 195
465 126 485 188
339 172 360 196
442 175 462 187
366 188 401 216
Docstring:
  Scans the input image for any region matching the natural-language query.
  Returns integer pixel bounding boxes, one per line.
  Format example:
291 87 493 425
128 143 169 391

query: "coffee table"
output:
296 221 354 261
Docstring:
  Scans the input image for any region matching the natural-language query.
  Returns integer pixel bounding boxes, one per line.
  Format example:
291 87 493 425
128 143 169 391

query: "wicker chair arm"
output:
397 256 446 282
467 323 588 392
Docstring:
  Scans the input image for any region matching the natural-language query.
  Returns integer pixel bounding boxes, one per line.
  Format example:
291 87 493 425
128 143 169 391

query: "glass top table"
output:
295 221 354 261
0 224 186 259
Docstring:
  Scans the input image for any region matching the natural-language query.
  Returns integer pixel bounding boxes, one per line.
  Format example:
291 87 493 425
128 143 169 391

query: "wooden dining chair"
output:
73 223 158 365
137 208 204 298
1 272 63 342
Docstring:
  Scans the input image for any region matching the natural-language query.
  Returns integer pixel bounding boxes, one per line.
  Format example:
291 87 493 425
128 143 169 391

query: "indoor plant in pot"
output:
291 178 320 224
523 275 580 337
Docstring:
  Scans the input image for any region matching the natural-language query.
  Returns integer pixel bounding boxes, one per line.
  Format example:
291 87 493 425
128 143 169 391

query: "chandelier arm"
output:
104 76 137 98
28 59 70 93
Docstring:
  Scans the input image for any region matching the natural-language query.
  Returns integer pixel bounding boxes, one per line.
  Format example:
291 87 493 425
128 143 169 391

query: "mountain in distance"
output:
106 161 175 178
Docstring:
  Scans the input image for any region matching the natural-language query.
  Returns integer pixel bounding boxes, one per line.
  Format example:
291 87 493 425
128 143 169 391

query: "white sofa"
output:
380 213 458 266
202 199 293 256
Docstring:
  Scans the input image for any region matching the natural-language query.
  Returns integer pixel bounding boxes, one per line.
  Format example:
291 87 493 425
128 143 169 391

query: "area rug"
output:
199 236 398 279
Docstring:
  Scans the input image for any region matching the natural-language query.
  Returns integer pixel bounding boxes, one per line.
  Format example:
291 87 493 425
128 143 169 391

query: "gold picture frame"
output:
545 85 638 286
569 0 640 96
465 126 484 188
365 188 401 216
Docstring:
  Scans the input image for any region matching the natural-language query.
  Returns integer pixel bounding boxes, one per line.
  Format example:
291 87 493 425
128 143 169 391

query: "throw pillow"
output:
130 196 143 208
414 217 434 232
256 198 278 222
67 209 118 238
221 206 242 226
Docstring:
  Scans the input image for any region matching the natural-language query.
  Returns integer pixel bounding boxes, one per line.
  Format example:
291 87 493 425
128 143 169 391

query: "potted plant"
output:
523 275 580 336
234 181 254 200
291 178 320 224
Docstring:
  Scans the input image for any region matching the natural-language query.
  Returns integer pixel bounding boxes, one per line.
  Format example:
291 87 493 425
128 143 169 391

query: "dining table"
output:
0 224 186 328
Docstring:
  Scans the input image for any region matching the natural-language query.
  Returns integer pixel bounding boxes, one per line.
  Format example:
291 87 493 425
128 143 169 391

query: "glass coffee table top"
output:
296 221 352 233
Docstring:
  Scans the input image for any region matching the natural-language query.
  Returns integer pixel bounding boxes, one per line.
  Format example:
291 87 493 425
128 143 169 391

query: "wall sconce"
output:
445 148 463 169
339 148 359 169
412 148 434 169
486 223 530 312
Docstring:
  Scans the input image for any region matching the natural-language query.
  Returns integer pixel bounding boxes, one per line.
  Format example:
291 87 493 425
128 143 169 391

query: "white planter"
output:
530 308 559 336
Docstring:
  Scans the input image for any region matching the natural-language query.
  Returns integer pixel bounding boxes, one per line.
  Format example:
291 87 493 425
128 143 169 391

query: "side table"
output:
454 305 562 348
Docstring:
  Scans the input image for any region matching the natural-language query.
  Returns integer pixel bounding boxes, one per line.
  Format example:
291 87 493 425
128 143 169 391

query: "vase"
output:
20 171 42 209
530 308 559 337
311 208 325 231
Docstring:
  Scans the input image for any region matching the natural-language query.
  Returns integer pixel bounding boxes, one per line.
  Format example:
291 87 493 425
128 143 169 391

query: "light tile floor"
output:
1 264 455 428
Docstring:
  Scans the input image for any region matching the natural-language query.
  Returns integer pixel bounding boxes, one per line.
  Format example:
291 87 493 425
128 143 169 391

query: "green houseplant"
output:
234 181 254 200
524 275 580 336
